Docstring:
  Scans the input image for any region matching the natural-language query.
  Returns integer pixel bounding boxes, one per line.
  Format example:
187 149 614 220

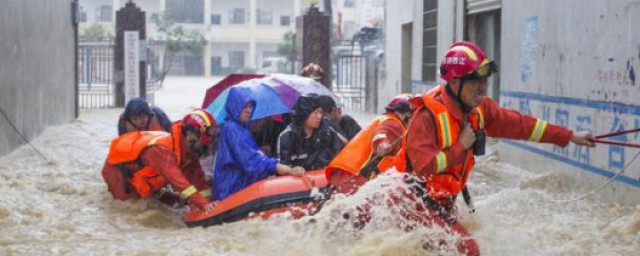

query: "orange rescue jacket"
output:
415 93 485 200
107 129 181 198
326 113 407 180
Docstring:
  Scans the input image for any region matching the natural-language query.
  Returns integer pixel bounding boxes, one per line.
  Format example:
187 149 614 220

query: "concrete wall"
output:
0 0 76 157
383 0 640 204
498 0 640 204
382 0 415 113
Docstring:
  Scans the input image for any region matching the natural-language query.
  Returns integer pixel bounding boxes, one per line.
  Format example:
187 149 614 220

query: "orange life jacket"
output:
122 114 165 134
107 127 182 198
326 113 407 180
413 90 485 200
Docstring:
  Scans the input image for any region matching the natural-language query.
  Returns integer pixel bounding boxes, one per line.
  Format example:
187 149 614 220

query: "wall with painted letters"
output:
498 0 640 204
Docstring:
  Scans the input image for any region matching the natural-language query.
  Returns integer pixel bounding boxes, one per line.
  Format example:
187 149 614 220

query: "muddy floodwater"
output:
1 78 639 255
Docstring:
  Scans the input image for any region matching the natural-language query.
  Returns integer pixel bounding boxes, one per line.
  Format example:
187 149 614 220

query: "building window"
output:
280 16 291 26
79 6 87 22
167 0 204 24
422 0 438 82
344 0 355 8
229 51 245 68
229 8 246 24
257 9 273 25
211 56 223 75
211 14 221 25
96 5 112 22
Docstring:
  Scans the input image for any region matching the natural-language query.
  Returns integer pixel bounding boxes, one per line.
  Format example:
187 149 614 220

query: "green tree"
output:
277 31 295 63
277 25 340 62
152 12 206 87
81 23 112 41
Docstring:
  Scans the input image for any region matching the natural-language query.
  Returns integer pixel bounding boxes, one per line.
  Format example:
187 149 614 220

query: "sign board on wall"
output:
124 31 140 103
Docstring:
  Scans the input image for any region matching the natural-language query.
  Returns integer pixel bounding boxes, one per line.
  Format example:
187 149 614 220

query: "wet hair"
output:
292 95 321 125
314 95 337 114
123 97 152 119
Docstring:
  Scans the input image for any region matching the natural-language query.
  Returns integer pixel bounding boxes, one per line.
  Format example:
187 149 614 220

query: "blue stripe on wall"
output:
500 91 640 188
500 91 640 115
502 140 640 187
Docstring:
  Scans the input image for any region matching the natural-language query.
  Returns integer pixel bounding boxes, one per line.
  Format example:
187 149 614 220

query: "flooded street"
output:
1 77 639 255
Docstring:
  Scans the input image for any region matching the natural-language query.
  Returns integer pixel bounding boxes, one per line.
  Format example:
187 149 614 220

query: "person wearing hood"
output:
212 87 304 201
118 97 172 135
277 95 346 172
315 95 361 142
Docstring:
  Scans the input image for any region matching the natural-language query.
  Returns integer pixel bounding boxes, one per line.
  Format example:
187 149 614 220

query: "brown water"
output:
1 77 639 255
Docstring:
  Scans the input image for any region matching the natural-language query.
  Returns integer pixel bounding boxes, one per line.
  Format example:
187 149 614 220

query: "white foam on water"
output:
1 77 639 255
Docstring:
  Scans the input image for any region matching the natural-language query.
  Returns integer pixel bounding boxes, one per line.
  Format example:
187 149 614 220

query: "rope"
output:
552 149 640 203
0 105 51 163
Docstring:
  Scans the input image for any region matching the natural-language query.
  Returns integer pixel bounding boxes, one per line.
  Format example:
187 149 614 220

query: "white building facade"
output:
79 0 362 76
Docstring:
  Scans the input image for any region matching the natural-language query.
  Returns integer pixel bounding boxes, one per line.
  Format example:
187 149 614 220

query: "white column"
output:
294 0 301 16
113 0 119 23
204 0 212 76
204 43 212 76
249 0 257 68
159 0 166 12
204 0 212 25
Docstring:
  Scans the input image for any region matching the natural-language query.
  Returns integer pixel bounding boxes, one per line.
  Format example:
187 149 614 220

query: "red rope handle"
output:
595 128 640 139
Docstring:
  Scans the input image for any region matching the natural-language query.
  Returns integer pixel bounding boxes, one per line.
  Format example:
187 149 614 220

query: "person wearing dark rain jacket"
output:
212 87 304 201
315 95 362 142
277 95 346 171
118 97 172 135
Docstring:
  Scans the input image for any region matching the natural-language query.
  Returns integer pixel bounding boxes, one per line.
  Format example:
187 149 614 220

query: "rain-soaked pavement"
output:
1 77 639 255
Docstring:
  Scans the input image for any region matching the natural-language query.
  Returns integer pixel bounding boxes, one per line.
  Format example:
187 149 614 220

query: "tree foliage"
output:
152 12 206 87
277 31 295 63
81 23 112 41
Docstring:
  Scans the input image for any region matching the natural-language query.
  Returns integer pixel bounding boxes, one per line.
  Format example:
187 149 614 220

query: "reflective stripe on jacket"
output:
326 113 406 180
418 94 484 200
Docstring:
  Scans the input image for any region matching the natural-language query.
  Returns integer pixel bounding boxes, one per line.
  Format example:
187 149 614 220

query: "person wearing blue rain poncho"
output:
212 87 305 201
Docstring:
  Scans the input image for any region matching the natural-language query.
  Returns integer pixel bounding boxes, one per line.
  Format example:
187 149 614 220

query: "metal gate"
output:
78 40 115 108
78 40 158 109
335 54 367 111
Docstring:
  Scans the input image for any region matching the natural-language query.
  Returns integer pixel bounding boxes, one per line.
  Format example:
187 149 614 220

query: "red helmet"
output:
439 41 497 82
385 94 413 113
182 109 215 145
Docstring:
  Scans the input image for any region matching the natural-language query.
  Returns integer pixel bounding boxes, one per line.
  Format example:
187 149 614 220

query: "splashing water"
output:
1 77 639 255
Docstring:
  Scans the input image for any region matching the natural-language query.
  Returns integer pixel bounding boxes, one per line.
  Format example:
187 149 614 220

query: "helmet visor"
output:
462 60 497 80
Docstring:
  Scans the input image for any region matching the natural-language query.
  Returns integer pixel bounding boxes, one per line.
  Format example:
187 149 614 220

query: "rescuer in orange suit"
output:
101 109 216 212
403 41 596 255
325 94 414 194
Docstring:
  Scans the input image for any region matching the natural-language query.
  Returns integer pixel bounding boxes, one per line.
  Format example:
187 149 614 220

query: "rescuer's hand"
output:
571 131 596 147
375 141 392 156
189 193 214 212
459 123 476 149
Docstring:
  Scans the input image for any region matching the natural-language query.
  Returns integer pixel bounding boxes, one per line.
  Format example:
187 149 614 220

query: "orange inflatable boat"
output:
183 170 328 228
